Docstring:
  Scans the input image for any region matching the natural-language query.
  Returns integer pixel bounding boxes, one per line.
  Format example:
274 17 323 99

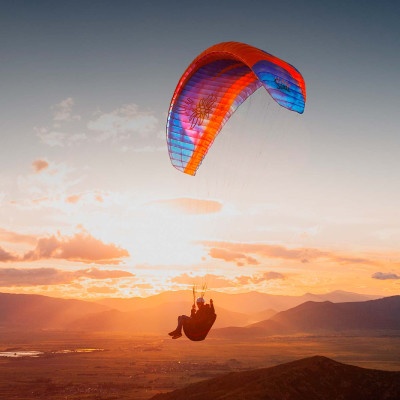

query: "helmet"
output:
196 297 205 303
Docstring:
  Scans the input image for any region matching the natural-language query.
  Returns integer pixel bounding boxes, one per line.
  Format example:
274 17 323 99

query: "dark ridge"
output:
150 355 400 400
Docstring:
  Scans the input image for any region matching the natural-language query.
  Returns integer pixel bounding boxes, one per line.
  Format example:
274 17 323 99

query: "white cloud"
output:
35 127 87 147
87 104 158 142
18 161 83 199
52 97 80 121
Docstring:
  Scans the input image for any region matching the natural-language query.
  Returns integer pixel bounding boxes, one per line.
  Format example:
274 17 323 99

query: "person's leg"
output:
169 315 190 337
176 315 190 332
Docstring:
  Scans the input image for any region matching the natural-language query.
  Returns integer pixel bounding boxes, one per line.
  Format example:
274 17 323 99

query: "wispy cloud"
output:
236 271 285 285
0 228 37 245
36 100 162 152
371 271 400 280
148 198 223 215
171 273 236 288
18 161 83 200
88 104 158 142
171 271 285 289
35 127 87 147
0 267 133 286
86 285 119 294
209 247 259 266
51 97 80 122
202 241 378 266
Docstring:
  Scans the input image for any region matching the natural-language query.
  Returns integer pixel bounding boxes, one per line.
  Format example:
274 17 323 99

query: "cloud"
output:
32 159 49 173
0 228 37 245
0 267 134 287
65 194 81 204
64 191 112 206
149 198 223 215
0 228 129 265
236 271 285 285
86 285 119 294
0 247 19 262
171 273 236 289
263 271 285 280
209 247 259 266
171 271 286 289
371 271 400 280
203 241 377 267
35 127 87 147
52 97 80 121
87 104 158 141
18 161 83 200
22 231 129 264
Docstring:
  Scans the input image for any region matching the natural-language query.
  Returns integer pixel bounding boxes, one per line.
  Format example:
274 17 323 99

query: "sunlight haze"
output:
1 0 399 300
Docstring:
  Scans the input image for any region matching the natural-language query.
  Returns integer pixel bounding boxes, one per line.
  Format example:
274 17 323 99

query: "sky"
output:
0 0 399 299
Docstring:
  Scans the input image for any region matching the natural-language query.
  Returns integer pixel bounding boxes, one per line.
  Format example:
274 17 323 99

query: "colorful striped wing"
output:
166 42 306 175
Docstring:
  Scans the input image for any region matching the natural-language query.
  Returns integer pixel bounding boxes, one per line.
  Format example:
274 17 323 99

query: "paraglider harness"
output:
183 285 217 341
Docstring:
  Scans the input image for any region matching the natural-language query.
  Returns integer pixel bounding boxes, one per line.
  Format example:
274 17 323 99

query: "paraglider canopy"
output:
166 41 306 175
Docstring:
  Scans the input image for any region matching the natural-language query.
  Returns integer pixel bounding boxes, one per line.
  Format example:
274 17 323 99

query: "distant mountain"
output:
0 291 389 334
68 301 256 333
150 356 400 400
0 293 259 333
0 292 109 330
213 296 400 338
95 289 380 314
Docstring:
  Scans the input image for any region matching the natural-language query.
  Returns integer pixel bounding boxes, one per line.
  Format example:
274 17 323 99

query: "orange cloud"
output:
0 228 129 265
65 192 106 205
0 228 37 245
65 194 81 204
86 285 119 294
236 271 285 285
203 241 377 266
171 273 235 288
22 231 129 264
0 267 134 286
171 272 284 289
32 159 49 173
209 247 259 266
0 247 19 262
150 198 223 215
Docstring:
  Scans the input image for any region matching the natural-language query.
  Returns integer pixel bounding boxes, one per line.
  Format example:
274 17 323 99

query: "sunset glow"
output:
1 1 399 302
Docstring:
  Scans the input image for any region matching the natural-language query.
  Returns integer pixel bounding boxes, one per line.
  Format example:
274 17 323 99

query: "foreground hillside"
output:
150 356 400 400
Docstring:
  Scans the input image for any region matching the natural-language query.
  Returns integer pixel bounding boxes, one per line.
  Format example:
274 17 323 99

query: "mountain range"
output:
212 295 400 338
0 290 393 335
149 356 400 400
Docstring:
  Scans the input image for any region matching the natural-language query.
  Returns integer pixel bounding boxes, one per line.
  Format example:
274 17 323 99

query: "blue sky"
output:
0 0 399 298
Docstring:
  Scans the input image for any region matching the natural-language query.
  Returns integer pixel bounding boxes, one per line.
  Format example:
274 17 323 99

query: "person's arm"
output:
210 299 215 313
190 305 196 317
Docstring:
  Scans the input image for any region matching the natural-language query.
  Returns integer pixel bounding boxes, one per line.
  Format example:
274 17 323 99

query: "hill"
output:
213 296 400 338
95 289 380 314
0 292 108 330
0 291 389 334
0 293 270 332
68 301 255 333
150 356 400 400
